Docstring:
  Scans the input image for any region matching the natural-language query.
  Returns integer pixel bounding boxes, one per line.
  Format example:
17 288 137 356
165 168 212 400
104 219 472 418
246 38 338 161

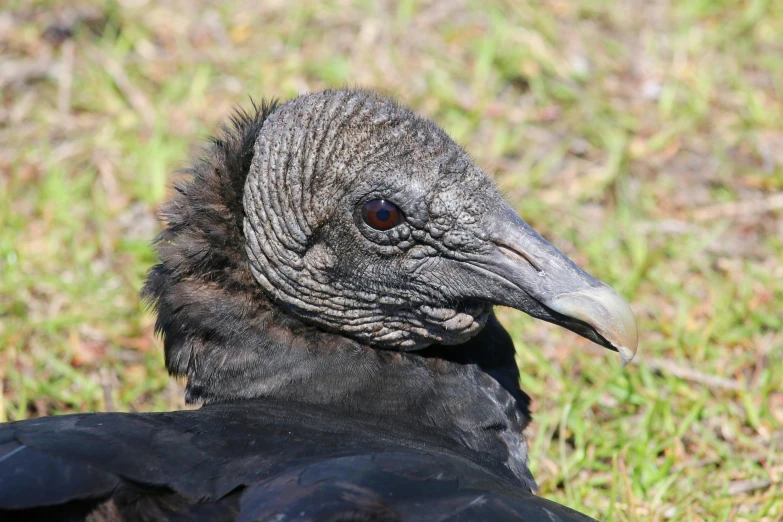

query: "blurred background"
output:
1 1 781 520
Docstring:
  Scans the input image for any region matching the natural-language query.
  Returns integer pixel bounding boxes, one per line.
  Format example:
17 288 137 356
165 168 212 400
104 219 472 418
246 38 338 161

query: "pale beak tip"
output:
618 345 636 368
547 285 639 366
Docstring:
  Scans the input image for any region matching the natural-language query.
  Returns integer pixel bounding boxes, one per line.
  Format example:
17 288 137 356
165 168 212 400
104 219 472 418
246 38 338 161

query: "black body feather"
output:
0 401 594 521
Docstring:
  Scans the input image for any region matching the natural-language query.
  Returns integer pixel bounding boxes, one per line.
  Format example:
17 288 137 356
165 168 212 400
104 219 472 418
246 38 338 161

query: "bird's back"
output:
0 400 594 521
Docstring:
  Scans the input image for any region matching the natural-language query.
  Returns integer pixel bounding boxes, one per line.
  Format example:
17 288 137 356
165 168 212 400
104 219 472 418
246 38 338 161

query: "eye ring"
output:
362 199 402 230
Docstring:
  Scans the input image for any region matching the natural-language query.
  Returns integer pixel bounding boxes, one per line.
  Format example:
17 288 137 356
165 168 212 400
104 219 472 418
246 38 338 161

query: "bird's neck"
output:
150 278 534 488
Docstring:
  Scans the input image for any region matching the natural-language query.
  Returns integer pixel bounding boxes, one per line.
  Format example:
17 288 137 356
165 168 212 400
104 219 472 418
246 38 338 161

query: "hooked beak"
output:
476 208 638 365
542 287 638 366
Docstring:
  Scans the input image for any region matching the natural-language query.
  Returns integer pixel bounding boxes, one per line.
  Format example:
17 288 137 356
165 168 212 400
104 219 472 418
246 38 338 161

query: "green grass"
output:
1 1 782 520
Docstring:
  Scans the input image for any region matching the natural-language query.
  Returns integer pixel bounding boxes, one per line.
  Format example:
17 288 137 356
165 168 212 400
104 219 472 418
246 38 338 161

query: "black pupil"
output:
376 208 391 222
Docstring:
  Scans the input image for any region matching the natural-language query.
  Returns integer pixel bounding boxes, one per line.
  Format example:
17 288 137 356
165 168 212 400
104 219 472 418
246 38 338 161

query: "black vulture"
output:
0 90 638 521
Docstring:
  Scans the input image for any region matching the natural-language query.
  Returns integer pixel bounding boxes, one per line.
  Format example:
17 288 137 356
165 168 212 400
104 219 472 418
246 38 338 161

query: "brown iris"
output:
362 199 402 230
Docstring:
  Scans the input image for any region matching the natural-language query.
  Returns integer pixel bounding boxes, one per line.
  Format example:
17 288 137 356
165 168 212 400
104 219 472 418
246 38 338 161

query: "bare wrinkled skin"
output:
244 91 503 349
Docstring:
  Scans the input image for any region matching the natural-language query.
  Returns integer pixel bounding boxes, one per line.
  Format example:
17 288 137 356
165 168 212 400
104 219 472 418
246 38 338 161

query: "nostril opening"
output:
496 243 542 272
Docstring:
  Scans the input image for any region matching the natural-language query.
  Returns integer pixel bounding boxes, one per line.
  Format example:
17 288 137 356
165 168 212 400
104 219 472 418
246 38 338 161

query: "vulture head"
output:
145 89 637 408
242 90 637 358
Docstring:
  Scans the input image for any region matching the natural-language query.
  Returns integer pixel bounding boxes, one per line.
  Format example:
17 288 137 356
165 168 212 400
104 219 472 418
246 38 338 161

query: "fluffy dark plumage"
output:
144 100 285 397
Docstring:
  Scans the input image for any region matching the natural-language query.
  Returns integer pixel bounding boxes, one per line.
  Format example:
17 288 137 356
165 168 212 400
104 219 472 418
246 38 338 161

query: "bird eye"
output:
362 199 402 230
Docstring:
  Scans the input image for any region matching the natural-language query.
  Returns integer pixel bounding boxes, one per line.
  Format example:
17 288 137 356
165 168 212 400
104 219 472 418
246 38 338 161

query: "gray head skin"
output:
243 90 638 362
